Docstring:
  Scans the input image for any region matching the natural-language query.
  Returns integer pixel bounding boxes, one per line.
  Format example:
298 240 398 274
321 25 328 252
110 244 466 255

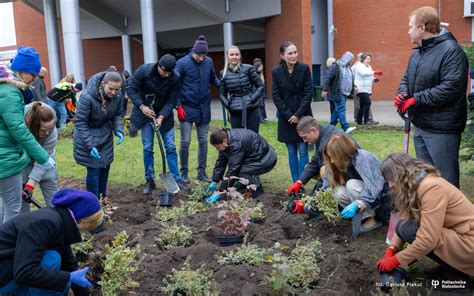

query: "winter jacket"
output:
219 64 263 112
73 72 123 168
47 82 76 103
22 103 57 183
299 124 359 184
272 62 313 143
398 30 468 134
323 62 353 103
31 77 47 103
393 175 474 275
126 63 180 132
0 66 49 179
212 129 277 181
353 62 374 94
175 53 220 125
0 207 83 292
323 149 390 213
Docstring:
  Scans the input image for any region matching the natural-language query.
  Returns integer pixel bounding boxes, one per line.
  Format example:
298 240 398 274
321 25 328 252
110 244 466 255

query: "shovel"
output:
385 110 414 244
151 121 179 194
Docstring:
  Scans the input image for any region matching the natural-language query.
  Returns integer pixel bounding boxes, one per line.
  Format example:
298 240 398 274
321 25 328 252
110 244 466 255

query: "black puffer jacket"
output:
398 30 468 133
212 129 275 180
126 63 179 132
219 64 264 112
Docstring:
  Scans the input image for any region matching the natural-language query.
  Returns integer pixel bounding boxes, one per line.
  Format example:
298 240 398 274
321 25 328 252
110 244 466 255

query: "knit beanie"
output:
52 189 101 220
74 82 83 91
11 47 42 75
192 35 209 55
158 54 176 71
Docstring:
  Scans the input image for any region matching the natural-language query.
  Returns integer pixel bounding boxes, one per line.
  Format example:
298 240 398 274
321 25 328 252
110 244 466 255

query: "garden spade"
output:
151 121 179 194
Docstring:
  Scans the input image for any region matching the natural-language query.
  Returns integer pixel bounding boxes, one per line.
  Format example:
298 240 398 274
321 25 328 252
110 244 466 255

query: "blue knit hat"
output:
52 189 101 220
192 35 208 55
11 47 42 75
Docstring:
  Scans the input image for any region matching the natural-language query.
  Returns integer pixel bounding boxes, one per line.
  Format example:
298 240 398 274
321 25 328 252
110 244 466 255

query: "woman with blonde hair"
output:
219 45 264 133
376 153 474 278
322 133 390 232
0 189 103 295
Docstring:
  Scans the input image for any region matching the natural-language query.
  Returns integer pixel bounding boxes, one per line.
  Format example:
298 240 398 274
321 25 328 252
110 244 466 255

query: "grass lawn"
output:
55 120 474 199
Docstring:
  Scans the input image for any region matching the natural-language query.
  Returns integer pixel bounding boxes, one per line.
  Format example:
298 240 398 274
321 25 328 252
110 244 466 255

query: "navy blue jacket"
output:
126 63 180 132
175 53 220 125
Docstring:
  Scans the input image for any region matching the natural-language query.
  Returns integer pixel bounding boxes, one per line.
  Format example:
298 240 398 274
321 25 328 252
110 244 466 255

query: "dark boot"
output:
143 179 156 195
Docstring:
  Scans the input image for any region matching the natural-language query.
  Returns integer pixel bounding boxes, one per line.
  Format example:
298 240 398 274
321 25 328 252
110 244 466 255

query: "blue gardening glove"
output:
90 147 101 159
39 157 55 170
341 202 359 219
206 182 217 193
70 267 93 287
115 130 124 145
205 193 222 203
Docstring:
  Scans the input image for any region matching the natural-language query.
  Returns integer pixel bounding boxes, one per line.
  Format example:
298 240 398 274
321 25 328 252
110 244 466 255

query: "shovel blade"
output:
160 173 179 194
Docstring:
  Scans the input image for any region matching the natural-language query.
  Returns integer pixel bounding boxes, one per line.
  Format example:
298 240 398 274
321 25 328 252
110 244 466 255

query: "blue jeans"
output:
286 142 309 182
0 250 69 295
48 99 67 130
141 124 180 181
330 95 349 131
86 165 110 198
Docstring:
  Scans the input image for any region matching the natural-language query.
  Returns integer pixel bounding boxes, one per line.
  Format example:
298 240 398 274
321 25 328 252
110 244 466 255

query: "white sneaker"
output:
345 127 357 133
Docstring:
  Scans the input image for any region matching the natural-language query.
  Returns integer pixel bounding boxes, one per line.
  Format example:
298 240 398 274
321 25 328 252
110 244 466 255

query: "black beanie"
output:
74 82 83 91
158 54 176 71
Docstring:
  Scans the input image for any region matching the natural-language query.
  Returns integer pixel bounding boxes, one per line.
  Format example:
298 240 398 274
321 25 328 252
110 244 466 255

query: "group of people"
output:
0 5 473 294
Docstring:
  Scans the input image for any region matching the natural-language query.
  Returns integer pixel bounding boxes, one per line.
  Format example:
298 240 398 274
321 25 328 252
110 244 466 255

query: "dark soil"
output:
60 179 473 296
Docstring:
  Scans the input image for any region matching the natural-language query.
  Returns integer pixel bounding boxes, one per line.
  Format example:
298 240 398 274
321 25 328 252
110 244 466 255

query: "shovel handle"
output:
399 112 414 154
151 122 167 174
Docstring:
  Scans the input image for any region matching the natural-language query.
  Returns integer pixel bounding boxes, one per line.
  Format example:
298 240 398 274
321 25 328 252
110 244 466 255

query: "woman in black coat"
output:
272 41 313 182
220 45 264 133
205 128 277 202
0 189 103 295
73 71 124 200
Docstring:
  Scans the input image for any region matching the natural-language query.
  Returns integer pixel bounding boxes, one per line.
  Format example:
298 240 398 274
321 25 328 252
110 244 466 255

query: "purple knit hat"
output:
52 189 101 220
192 35 208 55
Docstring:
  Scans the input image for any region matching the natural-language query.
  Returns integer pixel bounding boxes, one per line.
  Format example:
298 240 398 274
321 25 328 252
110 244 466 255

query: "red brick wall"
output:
440 0 471 43
265 0 312 99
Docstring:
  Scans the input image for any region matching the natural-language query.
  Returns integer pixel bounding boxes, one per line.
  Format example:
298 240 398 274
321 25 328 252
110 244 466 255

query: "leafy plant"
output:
71 236 94 258
217 242 268 265
155 224 193 250
304 189 339 224
99 231 141 296
58 122 74 138
264 242 295 295
161 257 220 296
248 201 266 221
217 209 246 237
155 200 207 222
188 180 211 201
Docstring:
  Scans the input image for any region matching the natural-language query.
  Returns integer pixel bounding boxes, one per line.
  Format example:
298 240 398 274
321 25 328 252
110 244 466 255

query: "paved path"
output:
211 99 404 126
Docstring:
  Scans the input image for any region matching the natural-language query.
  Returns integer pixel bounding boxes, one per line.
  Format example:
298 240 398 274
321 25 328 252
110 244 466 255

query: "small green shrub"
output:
217 243 268 265
155 200 207 222
188 180 210 200
71 236 94 257
264 243 295 295
161 257 220 296
155 224 193 250
304 189 339 224
99 231 141 296
58 122 74 138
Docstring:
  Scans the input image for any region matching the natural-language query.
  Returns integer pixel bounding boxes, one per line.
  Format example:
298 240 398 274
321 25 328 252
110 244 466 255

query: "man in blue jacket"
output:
175 35 220 182
126 54 185 194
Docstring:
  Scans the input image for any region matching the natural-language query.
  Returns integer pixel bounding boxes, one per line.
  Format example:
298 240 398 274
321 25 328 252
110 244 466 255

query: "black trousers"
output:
229 107 260 133
356 92 371 124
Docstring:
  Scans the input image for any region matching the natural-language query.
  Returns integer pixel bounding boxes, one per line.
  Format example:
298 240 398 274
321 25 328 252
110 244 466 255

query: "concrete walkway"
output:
211 99 404 126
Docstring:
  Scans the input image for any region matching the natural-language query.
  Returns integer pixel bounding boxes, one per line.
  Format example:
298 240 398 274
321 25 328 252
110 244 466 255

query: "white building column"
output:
223 22 234 52
122 35 133 73
140 0 158 63
59 0 85 83
43 0 62 85
327 0 334 58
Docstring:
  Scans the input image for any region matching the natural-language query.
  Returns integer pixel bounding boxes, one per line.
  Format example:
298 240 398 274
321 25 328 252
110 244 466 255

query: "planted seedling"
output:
217 241 269 265
155 200 208 222
155 223 193 250
99 231 141 296
161 257 220 296
303 189 339 224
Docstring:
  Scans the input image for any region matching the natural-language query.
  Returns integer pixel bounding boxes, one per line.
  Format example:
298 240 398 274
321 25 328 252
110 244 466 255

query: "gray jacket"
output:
73 72 123 168
323 149 385 209
22 103 57 182
31 77 47 103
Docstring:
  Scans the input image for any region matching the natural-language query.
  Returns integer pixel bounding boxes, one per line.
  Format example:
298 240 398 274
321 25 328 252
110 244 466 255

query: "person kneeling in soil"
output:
205 128 277 203
376 153 474 279
322 134 390 233
287 116 359 196
0 189 103 295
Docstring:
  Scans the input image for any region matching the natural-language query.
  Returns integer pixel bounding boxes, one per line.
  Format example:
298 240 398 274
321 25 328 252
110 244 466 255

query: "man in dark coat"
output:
394 6 468 188
31 67 48 103
205 128 277 202
0 189 102 295
287 116 360 195
126 54 185 194
175 35 220 183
